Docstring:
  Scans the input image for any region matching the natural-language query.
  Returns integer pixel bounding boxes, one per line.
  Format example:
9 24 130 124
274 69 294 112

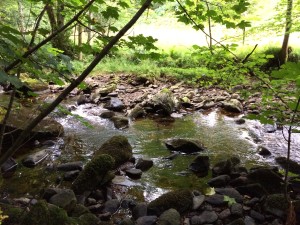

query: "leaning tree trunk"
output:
0 0 153 166
279 0 293 65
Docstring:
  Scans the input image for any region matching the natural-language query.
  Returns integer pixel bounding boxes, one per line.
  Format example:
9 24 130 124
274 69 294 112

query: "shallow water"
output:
1 102 300 201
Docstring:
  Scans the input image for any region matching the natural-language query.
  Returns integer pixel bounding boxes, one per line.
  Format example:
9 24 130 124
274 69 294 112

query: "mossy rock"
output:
264 194 288 218
96 135 132 168
21 200 73 225
71 154 115 194
1 204 24 225
77 213 100 225
70 204 90 217
148 189 193 215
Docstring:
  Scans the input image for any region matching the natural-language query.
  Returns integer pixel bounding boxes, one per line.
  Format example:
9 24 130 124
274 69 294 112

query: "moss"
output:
70 204 90 217
78 213 100 225
21 200 50 225
72 154 115 194
1 204 24 225
264 194 288 212
21 201 73 225
96 136 132 168
147 189 193 215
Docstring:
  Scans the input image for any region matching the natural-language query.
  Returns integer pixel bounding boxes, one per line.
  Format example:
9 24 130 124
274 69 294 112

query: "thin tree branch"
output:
4 0 97 73
176 0 238 59
29 4 49 48
0 0 153 166
284 95 300 201
242 44 258 63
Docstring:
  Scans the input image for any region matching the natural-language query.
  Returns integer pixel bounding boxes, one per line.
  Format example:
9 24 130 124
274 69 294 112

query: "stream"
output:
1 101 300 202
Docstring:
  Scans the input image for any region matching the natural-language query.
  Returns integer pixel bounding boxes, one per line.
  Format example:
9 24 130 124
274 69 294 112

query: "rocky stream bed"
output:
0 74 300 225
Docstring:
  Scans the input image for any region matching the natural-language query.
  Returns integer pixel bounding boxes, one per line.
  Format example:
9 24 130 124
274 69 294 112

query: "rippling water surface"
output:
1 103 300 201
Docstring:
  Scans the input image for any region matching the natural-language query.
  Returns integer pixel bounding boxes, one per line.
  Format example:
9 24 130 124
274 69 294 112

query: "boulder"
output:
71 154 115 194
164 138 205 154
143 91 175 115
110 116 129 129
222 99 243 113
104 97 125 111
158 208 181 225
96 135 133 168
148 190 193 215
188 155 210 177
205 194 226 206
22 149 48 168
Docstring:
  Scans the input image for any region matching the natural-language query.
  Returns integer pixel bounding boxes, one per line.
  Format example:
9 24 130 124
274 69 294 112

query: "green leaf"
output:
102 6 119 20
0 71 23 88
224 195 236 206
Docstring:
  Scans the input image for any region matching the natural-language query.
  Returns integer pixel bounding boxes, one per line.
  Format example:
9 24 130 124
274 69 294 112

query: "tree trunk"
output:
46 1 73 56
205 2 213 54
87 11 92 44
0 0 153 166
78 24 83 60
17 0 25 34
279 0 293 65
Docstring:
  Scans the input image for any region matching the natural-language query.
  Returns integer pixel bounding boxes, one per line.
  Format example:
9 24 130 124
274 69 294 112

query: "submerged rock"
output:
147 190 193 215
212 157 240 177
96 135 133 168
71 154 115 194
164 138 205 154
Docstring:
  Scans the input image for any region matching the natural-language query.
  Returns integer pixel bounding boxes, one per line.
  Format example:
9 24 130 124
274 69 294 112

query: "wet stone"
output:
22 149 48 168
63 170 80 181
205 194 226 206
215 188 243 203
125 168 142 179
136 215 157 225
208 175 230 188
132 202 148 220
56 161 83 171
231 203 243 217
103 199 120 214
